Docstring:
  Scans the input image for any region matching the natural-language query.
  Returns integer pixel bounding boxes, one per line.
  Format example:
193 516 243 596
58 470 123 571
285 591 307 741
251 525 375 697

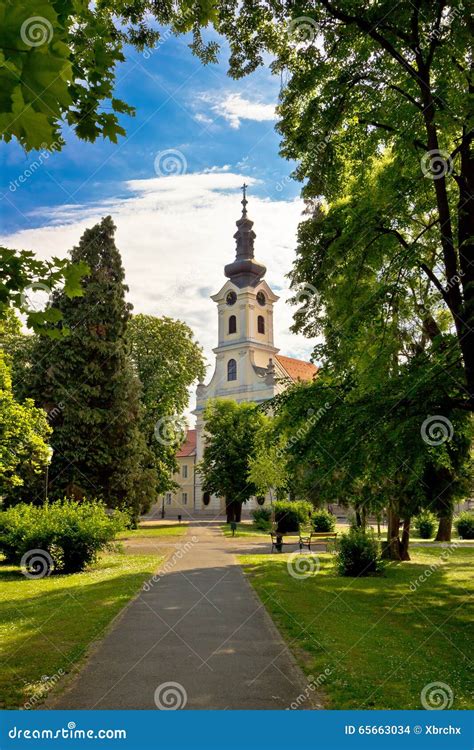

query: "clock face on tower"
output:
256 291 266 306
226 291 237 306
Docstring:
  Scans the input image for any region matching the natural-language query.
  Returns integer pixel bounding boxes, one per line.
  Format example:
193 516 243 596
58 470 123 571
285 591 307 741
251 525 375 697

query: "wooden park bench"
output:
269 531 301 553
298 530 337 551
270 529 338 553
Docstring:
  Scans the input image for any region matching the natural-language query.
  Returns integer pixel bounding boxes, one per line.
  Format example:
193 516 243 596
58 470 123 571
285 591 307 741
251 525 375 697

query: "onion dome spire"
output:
224 185 266 288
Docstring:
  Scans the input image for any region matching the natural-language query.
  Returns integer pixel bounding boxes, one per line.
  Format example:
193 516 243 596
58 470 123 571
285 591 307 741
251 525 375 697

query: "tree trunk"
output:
435 514 453 542
226 499 243 523
457 124 474 407
417 66 473 404
400 517 411 561
226 497 235 523
381 507 402 560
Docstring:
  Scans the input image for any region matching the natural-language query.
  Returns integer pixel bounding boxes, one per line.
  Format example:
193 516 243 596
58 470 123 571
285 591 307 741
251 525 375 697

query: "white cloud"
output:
194 113 214 126
199 93 276 129
1 171 316 422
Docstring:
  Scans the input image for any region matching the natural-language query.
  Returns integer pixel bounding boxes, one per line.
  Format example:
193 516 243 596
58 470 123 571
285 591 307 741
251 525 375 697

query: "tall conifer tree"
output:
29 216 154 521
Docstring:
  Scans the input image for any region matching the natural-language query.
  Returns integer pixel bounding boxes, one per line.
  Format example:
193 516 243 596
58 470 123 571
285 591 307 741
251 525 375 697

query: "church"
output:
160 188 317 517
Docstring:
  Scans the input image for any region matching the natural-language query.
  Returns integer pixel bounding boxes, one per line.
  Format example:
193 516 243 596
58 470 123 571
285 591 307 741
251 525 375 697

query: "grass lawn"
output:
240 547 473 710
0 551 162 709
220 522 271 538
117 522 187 539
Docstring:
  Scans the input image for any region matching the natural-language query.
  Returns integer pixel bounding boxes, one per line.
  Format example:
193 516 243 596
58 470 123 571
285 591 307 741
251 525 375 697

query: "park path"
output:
53 523 317 710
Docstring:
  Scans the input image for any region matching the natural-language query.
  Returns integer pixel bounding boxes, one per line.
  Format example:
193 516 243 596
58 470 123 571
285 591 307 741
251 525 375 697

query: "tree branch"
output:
387 84 423 110
358 118 427 150
420 262 450 306
318 0 420 81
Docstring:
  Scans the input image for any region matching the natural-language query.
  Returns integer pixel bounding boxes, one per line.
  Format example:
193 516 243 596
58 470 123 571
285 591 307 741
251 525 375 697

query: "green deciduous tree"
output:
0 348 51 503
248 422 290 502
0 246 88 335
128 314 205 494
26 216 154 522
172 0 472 408
0 308 35 400
0 0 219 151
197 399 267 522
269 356 472 560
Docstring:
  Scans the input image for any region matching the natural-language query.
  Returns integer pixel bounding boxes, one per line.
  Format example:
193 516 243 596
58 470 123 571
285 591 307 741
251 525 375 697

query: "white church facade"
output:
160 188 317 517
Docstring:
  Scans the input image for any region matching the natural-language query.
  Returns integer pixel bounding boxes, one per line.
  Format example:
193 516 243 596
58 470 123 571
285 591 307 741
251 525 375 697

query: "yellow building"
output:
158 188 317 519
161 430 197 516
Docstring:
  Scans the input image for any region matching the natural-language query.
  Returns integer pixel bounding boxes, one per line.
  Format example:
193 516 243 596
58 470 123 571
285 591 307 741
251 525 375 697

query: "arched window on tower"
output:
227 358 237 381
257 315 265 334
228 315 237 334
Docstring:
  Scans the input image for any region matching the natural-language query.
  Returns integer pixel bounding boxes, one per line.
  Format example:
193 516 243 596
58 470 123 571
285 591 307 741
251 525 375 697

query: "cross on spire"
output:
224 182 266 286
241 183 248 215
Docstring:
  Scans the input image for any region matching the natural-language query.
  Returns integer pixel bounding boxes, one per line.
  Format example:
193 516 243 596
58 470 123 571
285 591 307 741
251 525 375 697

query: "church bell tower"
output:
193 186 281 512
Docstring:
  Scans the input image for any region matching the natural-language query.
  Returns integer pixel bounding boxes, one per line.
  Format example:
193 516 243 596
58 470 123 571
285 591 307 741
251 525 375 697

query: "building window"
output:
166 493 172 505
257 315 265 334
203 492 211 506
182 464 188 479
228 315 236 334
227 358 237 381
182 492 188 505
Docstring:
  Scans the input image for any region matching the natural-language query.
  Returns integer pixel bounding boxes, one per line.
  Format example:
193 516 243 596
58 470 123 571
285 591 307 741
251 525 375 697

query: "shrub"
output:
455 511 474 540
414 511 437 539
273 500 312 533
334 529 381 577
0 503 38 563
312 509 336 533
251 507 272 530
0 500 127 574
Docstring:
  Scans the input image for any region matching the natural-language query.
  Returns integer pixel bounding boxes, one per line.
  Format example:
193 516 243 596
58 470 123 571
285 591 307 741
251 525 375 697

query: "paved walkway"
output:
53 523 318 710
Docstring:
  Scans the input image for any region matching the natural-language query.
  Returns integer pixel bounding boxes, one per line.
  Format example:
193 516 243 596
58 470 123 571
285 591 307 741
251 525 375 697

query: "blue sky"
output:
1 34 300 232
0 32 315 403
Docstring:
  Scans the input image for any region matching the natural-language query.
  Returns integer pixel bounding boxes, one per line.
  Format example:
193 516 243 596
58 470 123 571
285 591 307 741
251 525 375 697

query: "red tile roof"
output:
276 354 318 383
176 429 196 457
